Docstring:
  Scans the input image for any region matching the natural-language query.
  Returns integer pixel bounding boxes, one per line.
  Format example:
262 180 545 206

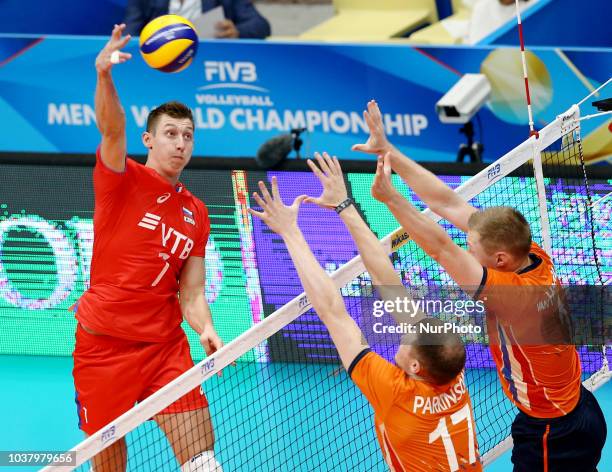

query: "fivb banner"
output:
0 36 610 163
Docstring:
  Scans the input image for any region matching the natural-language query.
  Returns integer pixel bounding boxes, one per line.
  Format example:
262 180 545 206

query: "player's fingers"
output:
293 194 308 208
111 24 122 41
118 52 132 63
271 175 281 201
252 192 267 210
306 158 325 179
117 34 132 49
258 180 272 204
372 100 382 121
375 155 384 176
111 52 132 64
383 152 392 177
367 100 376 117
321 152 336 176
247 207 264 219
363 110 374 129
332 156 343 174
314 152 332 177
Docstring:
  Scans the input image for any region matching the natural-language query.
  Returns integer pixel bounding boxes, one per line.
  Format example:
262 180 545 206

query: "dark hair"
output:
410 318 466 385
146 101 194 133
468 206 532 259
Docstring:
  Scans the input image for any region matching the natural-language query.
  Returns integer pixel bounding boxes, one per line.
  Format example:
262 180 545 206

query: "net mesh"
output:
60 114 609 472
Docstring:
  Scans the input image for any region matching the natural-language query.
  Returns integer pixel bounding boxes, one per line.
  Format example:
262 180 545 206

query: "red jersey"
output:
350 350 481 472
76 149 210 342
478 242 581 418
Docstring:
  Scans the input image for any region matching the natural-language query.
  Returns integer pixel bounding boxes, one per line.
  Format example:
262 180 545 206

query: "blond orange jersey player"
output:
354 100 606 471
248 160 482 472
72 24 223 472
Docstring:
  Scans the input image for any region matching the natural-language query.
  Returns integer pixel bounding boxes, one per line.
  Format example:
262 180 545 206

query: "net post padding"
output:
42 105 603 471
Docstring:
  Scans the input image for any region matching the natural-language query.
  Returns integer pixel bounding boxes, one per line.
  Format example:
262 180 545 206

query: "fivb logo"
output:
487 163 501 181
101 425 116 445
204 61 257 83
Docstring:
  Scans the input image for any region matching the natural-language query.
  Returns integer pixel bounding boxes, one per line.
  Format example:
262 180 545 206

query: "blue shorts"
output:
511 386 607 472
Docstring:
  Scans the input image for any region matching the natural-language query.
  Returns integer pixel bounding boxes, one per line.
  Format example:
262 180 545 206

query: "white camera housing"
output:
435 74 491 124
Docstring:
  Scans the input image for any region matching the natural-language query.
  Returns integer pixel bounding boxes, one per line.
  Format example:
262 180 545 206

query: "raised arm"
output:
248 178 365 371
373 153 484 295
353 100 477 232
305 152 424 325
94 24 132 172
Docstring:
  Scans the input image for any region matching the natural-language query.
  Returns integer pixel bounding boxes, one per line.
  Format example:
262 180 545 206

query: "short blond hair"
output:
468 207 531 258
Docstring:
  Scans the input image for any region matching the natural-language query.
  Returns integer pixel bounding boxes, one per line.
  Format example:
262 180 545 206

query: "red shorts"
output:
73 325 208 435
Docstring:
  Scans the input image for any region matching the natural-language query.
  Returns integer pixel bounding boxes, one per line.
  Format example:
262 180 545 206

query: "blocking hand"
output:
352 100 391 155
305 152 348 209
248 176 307 236
371 152 400 203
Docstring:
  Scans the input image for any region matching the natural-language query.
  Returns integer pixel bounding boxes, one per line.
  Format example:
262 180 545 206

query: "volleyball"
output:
139 15 198 73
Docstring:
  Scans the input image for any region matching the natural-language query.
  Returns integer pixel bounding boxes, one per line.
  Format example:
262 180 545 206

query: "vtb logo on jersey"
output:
137 212 194 260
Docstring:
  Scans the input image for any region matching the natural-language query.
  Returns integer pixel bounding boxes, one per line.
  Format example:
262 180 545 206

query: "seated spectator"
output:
464 0 534 44
124 0 271 38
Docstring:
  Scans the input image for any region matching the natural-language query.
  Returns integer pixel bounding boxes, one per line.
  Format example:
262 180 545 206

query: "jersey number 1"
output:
428 404 477 471
152 253 171 287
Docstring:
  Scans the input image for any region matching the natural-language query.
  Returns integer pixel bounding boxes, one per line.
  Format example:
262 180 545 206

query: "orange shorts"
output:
73 324 208 435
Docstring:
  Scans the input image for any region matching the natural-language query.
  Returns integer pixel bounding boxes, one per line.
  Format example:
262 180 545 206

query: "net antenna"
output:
513 0 553 253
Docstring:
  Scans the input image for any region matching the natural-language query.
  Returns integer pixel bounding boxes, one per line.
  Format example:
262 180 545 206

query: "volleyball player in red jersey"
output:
249 154 482 472
72 24 223 472
354 100 606 471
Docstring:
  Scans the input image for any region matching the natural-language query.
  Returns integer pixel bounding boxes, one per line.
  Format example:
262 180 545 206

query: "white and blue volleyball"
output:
139 15 198 73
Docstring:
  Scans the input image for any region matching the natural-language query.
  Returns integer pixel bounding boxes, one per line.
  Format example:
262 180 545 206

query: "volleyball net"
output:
43 103 610 471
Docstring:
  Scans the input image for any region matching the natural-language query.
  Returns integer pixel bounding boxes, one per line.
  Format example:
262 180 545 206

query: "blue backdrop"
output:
0 36 610 163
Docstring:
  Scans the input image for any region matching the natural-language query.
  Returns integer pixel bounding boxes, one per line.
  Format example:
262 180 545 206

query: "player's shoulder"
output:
351 350 413 388
125 157 143 172
528 241 552 266
182 187 209 215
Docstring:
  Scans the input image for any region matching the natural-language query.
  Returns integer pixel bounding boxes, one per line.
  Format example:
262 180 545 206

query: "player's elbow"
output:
429 239 454 265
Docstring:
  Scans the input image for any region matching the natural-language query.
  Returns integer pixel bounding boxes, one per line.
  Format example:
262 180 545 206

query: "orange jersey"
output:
350 350 481 472
76 149 210 342
477 242 581 418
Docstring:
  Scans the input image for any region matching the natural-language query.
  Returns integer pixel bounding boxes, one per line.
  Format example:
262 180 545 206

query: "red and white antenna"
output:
514 0 538 138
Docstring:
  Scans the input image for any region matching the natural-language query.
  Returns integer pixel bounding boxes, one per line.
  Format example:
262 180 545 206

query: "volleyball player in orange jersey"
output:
354 100 606 471
72 25 224 471
249 153 482 472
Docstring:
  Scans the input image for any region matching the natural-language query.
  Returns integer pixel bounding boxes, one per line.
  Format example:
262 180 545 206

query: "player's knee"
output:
180 451 222 472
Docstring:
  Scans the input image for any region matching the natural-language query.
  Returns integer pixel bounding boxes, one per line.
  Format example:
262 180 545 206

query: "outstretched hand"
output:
352 100 391 155
248 176 307 236
96 23 132 74
305 152 348 209
371 152 400 203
